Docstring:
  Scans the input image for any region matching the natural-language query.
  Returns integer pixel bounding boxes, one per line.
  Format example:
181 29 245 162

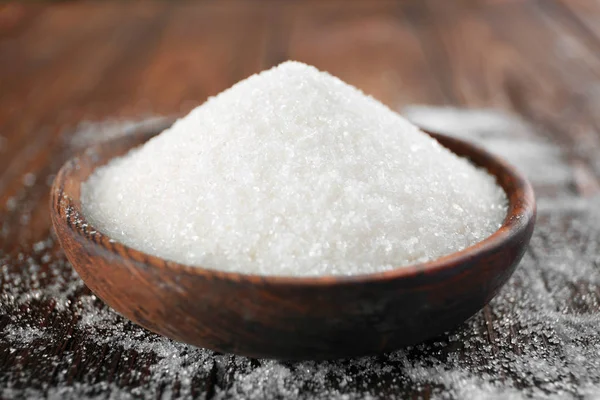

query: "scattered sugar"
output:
5 197 17 212
403 106 573 189
68 116 170 150
3 109 600 399
4 325 45 344
32 240 47 253
22 173 36 187
81 62 506 276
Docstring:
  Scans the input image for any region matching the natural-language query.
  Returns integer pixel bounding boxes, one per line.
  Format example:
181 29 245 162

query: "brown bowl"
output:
50 119 535 360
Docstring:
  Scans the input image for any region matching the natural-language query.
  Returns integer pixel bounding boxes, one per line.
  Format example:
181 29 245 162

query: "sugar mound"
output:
81 61 507 276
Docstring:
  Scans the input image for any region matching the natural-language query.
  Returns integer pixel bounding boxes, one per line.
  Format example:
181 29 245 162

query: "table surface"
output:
2 1 600 399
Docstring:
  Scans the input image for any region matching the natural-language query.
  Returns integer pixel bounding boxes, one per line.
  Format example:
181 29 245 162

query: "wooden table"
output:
2 1 600 398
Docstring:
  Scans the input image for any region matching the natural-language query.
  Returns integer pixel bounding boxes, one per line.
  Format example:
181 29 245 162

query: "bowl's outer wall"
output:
51 122 536 360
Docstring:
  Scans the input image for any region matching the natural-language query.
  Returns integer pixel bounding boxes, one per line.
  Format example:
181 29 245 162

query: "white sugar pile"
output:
81 61 506 276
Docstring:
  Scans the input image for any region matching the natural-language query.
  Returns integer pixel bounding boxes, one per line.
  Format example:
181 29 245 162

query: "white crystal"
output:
81 62 506 276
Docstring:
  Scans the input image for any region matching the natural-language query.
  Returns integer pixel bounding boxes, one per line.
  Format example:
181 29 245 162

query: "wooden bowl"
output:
50 119 535 360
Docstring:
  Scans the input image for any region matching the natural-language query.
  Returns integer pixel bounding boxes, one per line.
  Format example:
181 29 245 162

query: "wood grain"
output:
1 0 600 397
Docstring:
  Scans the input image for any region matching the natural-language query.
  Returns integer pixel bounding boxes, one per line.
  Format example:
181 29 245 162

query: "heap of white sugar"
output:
81 61 507 276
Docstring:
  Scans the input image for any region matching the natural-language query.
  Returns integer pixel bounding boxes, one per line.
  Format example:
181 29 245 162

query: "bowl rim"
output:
52 122 536 287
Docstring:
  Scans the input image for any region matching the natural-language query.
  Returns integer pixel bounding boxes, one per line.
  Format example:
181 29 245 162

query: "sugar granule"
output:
81 62 507 276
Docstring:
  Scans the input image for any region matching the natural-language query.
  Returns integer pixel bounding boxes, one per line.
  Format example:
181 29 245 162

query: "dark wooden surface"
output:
2 1 600 398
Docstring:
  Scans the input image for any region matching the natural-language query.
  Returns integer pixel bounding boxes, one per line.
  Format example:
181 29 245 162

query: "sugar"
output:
403 106 573 188
81 62 506 276
68 116 169 150
3 110 600 398
22 173 36 187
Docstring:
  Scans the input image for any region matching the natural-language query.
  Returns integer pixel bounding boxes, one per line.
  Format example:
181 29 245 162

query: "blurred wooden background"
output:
1 1 600 398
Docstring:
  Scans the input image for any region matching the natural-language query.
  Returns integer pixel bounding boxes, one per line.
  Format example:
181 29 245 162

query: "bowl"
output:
50 118 536 360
